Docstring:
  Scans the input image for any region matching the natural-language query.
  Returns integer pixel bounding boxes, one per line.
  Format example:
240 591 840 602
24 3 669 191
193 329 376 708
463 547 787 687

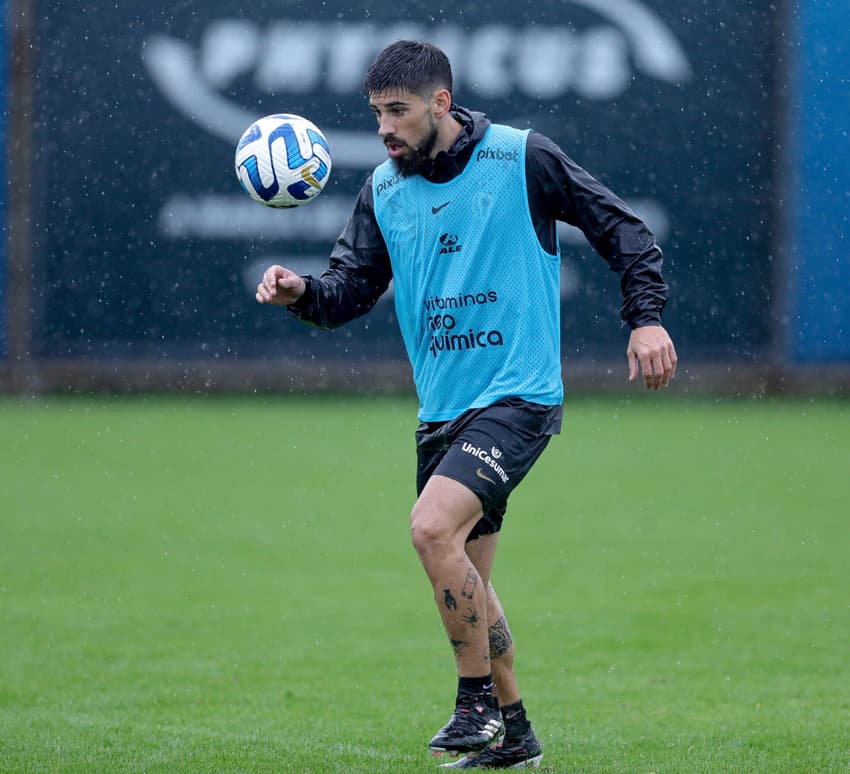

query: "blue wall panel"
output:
791 1 850 362
0 0 7 359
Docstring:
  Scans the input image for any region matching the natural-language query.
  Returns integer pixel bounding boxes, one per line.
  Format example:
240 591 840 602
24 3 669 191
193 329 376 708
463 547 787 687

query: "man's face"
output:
368 88 439 177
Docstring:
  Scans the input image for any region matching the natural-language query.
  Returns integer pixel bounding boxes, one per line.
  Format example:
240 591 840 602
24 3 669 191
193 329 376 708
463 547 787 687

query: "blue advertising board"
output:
0 0 6 359
790 1 850 362
30 1 781 364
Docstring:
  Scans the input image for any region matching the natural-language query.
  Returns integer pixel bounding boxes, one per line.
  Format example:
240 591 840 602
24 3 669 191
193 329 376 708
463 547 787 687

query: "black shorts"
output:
415 397 562 542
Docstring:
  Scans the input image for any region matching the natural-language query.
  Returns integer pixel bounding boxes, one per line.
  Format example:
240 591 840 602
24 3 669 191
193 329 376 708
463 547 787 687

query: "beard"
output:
389 122 439 178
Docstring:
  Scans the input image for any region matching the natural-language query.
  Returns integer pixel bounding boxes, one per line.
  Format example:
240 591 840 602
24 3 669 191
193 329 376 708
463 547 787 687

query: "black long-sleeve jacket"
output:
288 106 668 329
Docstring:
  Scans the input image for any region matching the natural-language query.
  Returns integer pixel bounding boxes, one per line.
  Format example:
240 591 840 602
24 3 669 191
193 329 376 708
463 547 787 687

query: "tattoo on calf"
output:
462 608 481 626
488 615 513 659
461 568 478 599
444 588 458 610
451 638 469 656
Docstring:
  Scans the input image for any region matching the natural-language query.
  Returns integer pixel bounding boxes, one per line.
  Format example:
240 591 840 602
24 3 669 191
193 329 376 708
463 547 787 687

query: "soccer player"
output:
256 40 677 769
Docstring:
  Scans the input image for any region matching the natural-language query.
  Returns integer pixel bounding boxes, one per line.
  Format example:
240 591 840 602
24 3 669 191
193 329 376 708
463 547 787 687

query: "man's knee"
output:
409 504 433 552
409 475 483 556
409 502 454 556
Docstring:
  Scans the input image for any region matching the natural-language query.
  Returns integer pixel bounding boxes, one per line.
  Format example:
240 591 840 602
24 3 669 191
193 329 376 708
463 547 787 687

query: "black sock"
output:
501 699 531 735
457 674 494 699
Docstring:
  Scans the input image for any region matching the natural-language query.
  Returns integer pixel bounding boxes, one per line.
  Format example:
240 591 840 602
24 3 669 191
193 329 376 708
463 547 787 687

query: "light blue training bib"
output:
373 124 563 421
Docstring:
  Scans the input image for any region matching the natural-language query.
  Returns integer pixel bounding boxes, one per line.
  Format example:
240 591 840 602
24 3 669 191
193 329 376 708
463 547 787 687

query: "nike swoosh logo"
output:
431 201 451 214
475 467 496 484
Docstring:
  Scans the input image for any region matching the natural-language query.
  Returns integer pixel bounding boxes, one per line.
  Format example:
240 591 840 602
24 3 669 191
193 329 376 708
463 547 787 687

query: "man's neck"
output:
433 115 465 158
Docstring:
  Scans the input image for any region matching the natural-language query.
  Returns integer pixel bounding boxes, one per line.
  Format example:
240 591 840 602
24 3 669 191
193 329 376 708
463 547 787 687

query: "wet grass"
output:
1 394 848 772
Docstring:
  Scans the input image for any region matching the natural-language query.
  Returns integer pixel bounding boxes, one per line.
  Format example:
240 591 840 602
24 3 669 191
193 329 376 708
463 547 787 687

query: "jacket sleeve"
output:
526 132 669 329
287 176 393 329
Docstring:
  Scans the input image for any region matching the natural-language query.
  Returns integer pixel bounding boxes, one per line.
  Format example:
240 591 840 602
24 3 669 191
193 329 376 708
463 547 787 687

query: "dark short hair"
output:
363 40 453 97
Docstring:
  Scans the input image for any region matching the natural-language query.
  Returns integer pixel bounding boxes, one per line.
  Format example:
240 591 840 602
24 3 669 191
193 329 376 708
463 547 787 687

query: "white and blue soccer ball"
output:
234 113 332 208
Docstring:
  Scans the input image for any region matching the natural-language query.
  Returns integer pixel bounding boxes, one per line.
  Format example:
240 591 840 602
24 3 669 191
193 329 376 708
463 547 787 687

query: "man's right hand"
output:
255 265 306 306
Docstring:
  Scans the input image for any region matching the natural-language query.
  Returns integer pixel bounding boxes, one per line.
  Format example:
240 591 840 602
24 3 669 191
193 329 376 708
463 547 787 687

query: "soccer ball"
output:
234 114 332 208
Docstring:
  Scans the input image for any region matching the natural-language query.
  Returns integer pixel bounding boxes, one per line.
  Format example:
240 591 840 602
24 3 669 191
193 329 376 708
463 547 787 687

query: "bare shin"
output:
485 584 520 706
411 476 492 677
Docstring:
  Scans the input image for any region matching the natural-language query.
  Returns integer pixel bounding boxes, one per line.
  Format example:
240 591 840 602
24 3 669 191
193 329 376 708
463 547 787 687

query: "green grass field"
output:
1 394 848 773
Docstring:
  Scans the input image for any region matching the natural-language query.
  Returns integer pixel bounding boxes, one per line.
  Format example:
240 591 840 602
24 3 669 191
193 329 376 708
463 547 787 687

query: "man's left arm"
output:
525 132 677 389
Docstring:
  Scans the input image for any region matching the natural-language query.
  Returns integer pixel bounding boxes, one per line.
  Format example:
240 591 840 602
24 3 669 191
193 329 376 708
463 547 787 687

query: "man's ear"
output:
433 88 453 118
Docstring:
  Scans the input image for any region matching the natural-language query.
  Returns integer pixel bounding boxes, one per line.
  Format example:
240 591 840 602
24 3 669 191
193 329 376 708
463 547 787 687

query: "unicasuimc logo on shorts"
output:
461 442 510 483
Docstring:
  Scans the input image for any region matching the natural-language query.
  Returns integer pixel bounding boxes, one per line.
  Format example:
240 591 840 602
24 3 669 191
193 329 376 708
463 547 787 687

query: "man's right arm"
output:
257 176 393 329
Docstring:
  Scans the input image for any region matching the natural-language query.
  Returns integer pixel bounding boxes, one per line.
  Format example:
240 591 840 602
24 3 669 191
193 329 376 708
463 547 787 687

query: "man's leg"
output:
411 474 492 676
442 533 544 769
464 533 520 707
411 474 504 754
